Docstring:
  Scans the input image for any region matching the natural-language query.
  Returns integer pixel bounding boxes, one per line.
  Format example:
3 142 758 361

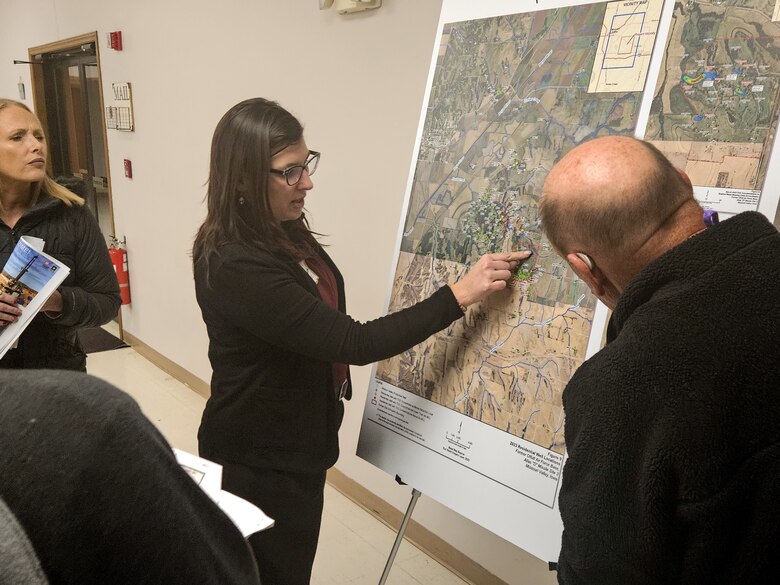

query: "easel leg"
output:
378 488 422 585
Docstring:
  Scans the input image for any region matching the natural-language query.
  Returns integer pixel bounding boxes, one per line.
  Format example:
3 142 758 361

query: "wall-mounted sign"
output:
106 82 134 131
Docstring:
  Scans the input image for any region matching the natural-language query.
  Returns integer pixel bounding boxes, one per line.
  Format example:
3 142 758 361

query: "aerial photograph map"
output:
376 0 663 454
646 0 780 193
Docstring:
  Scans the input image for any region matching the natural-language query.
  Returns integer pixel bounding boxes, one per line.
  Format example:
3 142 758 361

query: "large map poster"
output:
357 0 666 562
645 0 780 216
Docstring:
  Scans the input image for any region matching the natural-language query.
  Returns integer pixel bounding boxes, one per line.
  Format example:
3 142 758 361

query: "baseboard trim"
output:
122 331 211 399
326 467 507 585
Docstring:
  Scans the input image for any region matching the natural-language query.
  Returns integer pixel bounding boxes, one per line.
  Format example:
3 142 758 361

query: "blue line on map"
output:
601 12 645 71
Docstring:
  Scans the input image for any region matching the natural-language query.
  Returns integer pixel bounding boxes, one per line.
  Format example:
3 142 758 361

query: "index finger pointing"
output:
505 250 532 261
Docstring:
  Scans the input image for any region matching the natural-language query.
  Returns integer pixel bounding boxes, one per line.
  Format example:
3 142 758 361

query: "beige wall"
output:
0 1 555 582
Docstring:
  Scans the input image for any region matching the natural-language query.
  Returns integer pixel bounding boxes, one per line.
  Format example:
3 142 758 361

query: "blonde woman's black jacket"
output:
195 242 463 473
0 195 120 371
557 212 780 584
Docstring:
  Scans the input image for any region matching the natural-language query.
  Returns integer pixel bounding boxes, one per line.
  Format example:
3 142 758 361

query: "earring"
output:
238 196 245 206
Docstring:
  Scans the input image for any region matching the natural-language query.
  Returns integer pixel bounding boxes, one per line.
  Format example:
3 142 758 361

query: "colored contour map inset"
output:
646 0 780 192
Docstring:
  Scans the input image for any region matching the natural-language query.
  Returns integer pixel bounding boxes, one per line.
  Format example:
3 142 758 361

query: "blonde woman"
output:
0 99 119 370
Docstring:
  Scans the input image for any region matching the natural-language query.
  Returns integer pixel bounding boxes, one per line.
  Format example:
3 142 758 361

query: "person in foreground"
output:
0 98 120 370
192 97 529 585
540 135 780 584
0 369 261 585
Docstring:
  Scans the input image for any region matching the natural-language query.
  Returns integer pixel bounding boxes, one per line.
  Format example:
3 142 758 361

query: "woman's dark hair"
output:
192 98 319 273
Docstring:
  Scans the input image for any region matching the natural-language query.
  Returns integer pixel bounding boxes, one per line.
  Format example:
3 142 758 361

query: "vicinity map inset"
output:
375 1 662 454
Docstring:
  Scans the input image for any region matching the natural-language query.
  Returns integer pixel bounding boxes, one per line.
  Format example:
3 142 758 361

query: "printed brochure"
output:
0 236 70 360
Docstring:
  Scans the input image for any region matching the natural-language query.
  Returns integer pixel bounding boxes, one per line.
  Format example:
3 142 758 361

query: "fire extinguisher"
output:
109 236 131 305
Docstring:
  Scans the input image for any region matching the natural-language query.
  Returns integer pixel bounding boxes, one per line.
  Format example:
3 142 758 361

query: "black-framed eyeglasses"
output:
269 151 320 186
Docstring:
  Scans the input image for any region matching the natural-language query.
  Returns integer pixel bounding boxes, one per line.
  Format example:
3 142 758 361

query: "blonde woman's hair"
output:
0 98 84 207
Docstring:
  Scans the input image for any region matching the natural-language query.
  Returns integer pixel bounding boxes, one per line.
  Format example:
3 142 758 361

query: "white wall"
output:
0 1 555 583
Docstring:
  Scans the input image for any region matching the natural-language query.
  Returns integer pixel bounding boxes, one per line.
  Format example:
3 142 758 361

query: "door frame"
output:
27 31 124 339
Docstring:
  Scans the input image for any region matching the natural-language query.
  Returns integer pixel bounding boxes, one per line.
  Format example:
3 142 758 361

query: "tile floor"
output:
87 344 469 585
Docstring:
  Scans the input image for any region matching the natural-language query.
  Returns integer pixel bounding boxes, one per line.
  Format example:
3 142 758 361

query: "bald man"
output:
540 136 780 584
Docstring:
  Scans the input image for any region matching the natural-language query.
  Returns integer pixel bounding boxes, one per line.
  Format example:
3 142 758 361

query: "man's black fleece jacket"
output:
557 212 780 585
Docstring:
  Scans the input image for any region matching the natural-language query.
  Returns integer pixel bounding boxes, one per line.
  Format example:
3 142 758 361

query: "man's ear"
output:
566 252 605 297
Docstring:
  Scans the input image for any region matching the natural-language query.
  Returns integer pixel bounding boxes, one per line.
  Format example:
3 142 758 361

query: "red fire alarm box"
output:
123 159 132 179
107 31 123 51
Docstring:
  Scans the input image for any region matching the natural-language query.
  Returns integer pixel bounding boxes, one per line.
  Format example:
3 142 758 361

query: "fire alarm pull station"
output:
123 159 132 179
107 31 123 51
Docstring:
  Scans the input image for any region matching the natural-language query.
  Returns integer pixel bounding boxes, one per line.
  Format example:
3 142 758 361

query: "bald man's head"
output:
540 136 694 257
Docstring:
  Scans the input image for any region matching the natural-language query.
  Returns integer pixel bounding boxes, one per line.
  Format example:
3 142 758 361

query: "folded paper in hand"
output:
0 236 70 360
173 448 274 537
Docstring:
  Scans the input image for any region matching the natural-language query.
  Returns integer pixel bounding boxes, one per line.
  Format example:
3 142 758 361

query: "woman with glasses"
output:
192 98 529 585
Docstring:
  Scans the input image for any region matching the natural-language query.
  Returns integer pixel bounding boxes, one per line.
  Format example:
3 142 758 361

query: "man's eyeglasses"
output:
269 151 320 186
